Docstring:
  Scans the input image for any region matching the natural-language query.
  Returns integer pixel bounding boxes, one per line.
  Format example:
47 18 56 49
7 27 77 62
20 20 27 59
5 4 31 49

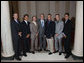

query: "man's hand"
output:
18 32 22 37
62 33 67 38
26 34 30 38
64 35 67 38
63 34 67 38
51 37 53 39
36 33 38 37
44 35 46 37
56 34 59 37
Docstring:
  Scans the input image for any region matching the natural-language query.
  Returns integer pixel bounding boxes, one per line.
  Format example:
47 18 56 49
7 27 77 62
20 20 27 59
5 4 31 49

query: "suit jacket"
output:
11 19 21 50
55 21 64 39
30 21 38 39
45 20 55 38
21 21 30 39
37 19 46 37
63 19 72 37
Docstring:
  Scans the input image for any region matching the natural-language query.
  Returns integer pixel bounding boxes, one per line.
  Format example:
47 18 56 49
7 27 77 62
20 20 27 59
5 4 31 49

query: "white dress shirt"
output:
32 21 37 26
24 20 28 25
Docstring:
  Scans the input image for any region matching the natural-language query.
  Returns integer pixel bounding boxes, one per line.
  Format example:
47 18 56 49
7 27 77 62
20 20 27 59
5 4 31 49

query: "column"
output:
50 1 56 21
1 1 14 57
72 1 83 57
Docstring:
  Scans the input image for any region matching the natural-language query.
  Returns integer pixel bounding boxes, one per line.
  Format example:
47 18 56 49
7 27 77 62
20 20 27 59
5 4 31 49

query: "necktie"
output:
57 21 59 24
48 21 50 24
42 21 44 27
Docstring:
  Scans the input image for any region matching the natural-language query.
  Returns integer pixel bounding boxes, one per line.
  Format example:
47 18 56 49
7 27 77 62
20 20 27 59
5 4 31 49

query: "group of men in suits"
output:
11 13 72 61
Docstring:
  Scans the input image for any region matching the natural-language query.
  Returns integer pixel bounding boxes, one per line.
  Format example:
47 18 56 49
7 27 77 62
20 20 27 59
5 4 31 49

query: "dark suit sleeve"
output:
20 22 26 38
44 21 47 35
19 22 22 32
11 21 19 39
28 22 31 34
64 21 72 36
51 22 55 37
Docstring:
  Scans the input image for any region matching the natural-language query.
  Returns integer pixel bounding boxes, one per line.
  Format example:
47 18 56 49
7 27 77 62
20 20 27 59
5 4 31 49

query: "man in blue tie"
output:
37 13 47 51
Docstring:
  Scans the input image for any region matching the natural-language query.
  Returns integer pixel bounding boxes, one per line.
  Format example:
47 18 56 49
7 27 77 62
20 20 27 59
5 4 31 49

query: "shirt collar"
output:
14 19 17 21
14 19 18 23
65 19 68 23
24 20 27 22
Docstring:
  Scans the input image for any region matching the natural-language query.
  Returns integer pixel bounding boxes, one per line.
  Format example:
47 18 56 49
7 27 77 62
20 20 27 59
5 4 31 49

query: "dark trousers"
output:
39 35 46 50
64 36 71 55
13 37 21 58
23 38 30 54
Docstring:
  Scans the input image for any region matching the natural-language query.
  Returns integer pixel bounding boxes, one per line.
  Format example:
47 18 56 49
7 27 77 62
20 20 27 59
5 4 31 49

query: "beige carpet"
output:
21 52 66 62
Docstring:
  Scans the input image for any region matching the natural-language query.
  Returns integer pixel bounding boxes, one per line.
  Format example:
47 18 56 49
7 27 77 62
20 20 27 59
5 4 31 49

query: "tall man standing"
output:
45 14 55 55
11 13 22 60
37 13 47 51
63 13 72 58
21 14 31 56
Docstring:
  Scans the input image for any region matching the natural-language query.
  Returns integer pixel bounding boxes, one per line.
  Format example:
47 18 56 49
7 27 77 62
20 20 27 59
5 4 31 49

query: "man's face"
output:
33 17 36 21
24 16 28 21
65 15 69 20
56 15 60 21
13 13 18 19
48 15 51 21
40 15 44 20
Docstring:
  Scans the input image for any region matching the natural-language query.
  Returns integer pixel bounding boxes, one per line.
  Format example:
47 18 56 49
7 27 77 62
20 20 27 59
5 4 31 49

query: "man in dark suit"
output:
11 13 22 60
62 13 72 58
37 13 47 51
21 14 31 56
45 14 55 55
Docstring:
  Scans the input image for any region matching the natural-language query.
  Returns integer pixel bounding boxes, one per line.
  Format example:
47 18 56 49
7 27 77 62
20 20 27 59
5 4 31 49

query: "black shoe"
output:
15 57 21 61
65 54 70 58
23 53 27 57
44 49 46 51
44 49 49 51
31 51 35 54
39 49 42 51
19 53 23 56
48 52 53 55
59 52 62 55
28 51 31 53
